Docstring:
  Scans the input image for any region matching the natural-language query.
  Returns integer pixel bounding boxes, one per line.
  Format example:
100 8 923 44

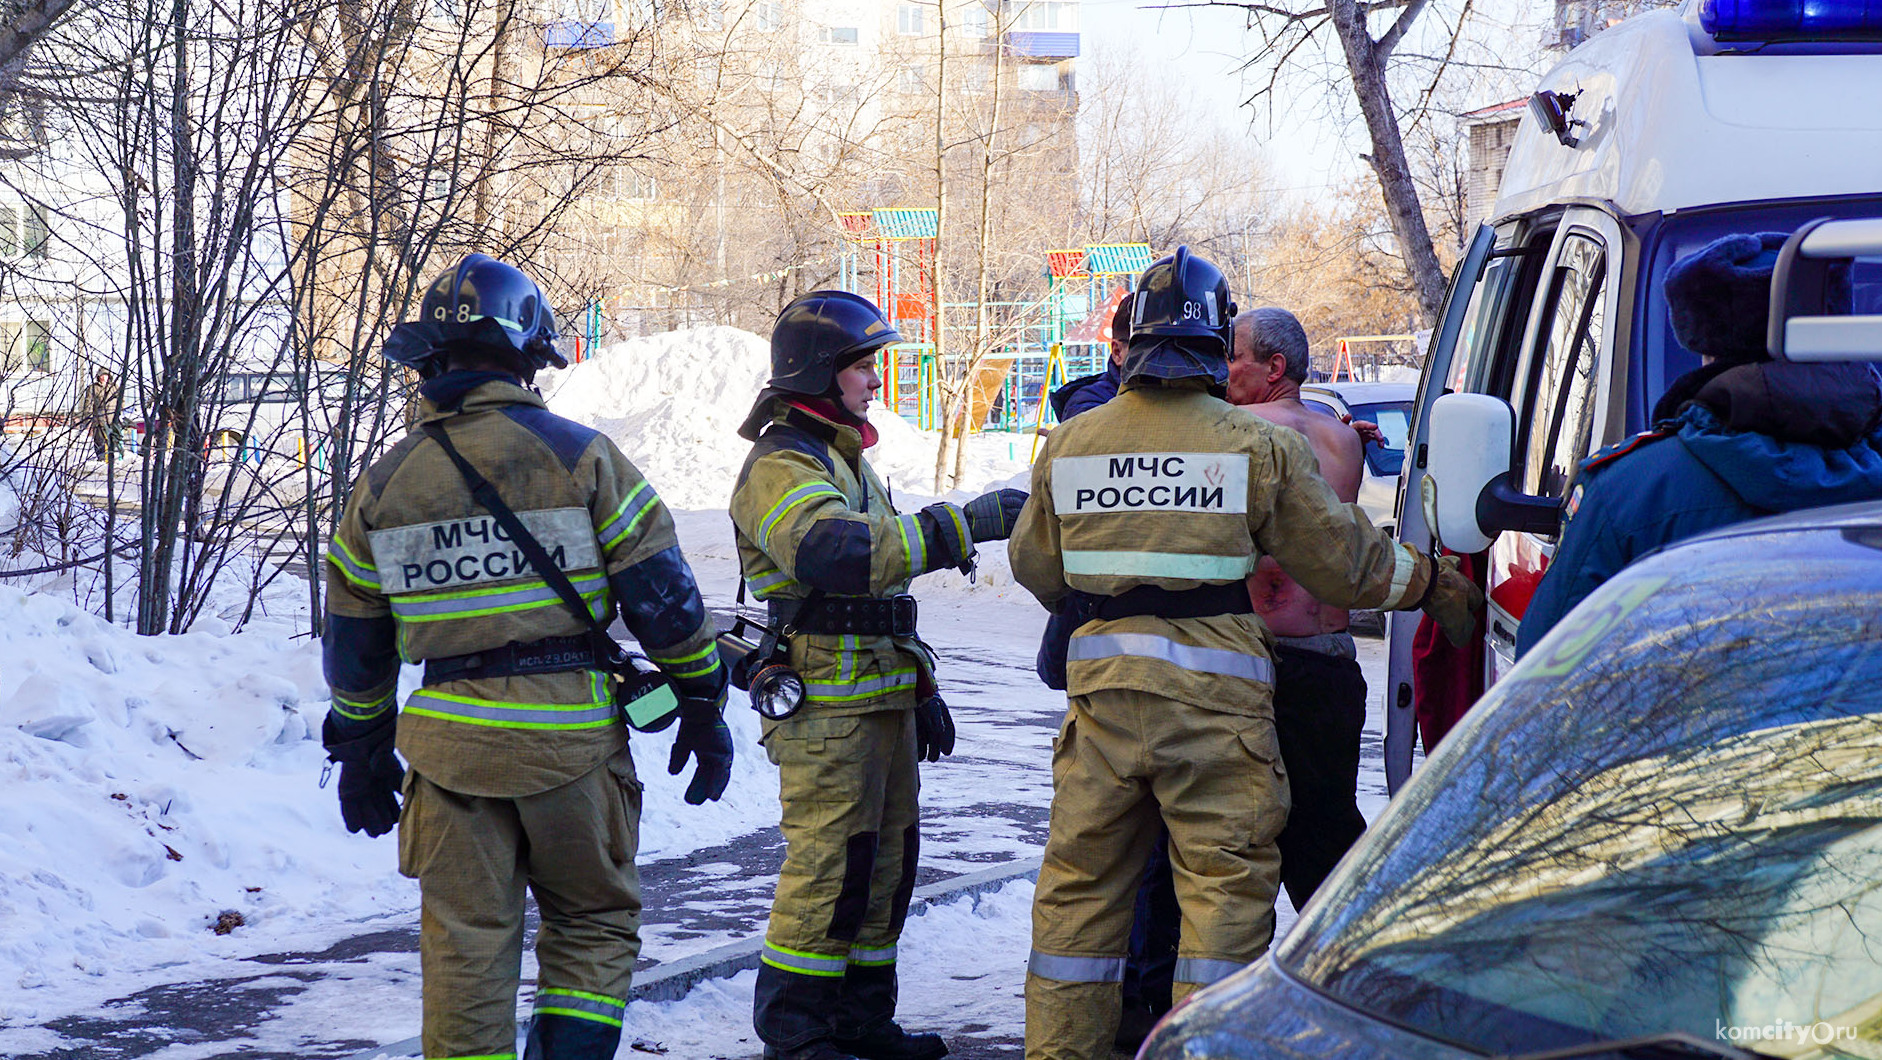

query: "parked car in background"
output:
1299 380 1413 534
132 366 357 461
1141 503 1882 1060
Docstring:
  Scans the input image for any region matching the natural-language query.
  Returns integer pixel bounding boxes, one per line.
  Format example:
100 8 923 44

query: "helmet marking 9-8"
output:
1124 245 1238 392
383 254 566 379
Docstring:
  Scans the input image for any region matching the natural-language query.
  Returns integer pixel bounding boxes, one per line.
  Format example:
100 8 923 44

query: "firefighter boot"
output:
756 961 860 1059
522 1011 622 1060
763 1045 864 1060
832 962 948 1060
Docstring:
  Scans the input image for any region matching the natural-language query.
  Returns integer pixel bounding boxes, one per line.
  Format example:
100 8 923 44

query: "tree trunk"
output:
929 1 952 492
952 27 1004 489
139 0 200 635
1326 0 1447 326
474 0 512 233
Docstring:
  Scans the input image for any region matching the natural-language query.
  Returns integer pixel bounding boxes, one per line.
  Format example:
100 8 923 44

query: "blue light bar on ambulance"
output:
1700 0 1882 40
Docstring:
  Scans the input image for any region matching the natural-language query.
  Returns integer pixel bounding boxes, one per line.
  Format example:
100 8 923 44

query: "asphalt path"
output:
11 533 1395 1059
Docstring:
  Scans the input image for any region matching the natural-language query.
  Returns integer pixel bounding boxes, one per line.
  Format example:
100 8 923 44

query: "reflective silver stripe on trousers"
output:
848 945 897 964
404 691 617 727
1174 957 1249 985
803 669 918 701
1067 633 1274 683
532 989 626 1022
1027 950 1126 982
761 943 850 976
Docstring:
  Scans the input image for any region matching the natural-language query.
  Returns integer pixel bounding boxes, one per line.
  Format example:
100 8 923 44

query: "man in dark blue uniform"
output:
1517 232 1882 656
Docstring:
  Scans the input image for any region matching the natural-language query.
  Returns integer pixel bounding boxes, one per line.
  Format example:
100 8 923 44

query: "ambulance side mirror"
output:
1769 215 1882 363
1426 394 1565 551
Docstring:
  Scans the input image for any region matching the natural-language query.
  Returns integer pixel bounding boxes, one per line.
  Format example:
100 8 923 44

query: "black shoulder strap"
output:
421 420 624 664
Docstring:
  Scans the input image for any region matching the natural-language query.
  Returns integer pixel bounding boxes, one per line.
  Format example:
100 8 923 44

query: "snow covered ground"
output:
0 327 1399 1058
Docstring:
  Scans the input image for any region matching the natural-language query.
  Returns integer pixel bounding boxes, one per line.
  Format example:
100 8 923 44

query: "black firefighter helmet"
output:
740 290 903 439
382 254 566 380
1124 245 1237 392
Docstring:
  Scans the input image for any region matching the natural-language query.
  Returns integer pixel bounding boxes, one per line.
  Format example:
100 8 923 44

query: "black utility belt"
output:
1070 582 1255 622
424 634 601 685
772 593 919 637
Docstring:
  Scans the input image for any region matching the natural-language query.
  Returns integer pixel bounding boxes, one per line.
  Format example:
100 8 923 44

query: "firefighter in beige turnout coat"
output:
731 291 1027 1060
321 256 732 1060
1010 248 1481 1060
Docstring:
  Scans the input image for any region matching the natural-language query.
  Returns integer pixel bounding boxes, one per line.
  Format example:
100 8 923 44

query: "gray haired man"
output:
1225 306 1372 911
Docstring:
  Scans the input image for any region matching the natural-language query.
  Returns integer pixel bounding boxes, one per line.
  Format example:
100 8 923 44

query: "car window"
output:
254 373 303 403
1349 400 1411 476
1277 528 1882 1057
1450 255 1511 395
1513 233 1605 501
219 375 251 403
1463 224 1555 401
1631 197 1882 433
1302 399 1341 419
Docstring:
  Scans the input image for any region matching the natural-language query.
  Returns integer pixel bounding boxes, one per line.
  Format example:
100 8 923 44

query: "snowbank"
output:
0 584 774 1022
542 326 1029 509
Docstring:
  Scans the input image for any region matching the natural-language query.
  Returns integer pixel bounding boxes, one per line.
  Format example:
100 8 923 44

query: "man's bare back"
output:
1240 399 1366 636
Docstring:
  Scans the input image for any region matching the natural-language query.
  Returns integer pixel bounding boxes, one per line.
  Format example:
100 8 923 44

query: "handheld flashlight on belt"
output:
716 627 805 721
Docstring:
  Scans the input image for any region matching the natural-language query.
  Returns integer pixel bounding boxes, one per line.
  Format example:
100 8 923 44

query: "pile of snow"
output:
0 585 775 1026
543 326 1029 509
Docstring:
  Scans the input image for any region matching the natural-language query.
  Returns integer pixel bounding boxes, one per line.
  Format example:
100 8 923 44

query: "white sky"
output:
1078 0 1369 204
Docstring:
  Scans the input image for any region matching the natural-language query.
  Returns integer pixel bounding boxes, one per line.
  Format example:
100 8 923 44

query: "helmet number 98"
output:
1181 301 1204 320
432 305 474 322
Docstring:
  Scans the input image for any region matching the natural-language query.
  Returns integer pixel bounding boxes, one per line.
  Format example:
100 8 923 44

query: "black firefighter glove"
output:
668 692 734 805
322 711 403 838
963 488 1029 543
914 695 956 763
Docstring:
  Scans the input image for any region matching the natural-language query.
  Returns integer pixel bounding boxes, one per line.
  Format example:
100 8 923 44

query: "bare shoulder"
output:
1302 408 1364 460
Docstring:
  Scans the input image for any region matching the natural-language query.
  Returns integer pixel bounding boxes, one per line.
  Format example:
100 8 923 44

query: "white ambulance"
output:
1384 0 1882 789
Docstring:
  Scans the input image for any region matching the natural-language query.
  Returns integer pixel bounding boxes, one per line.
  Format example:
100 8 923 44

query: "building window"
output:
0 321 50 373
898 64 926 93
897 3 924 33
961 1 989 37
1016 63 1059 91
815 82 861 105
755 0 782 29
1011 0 1077 30
819 24 859 43
616 169 657 200
423 0 458 23
0 203 48 259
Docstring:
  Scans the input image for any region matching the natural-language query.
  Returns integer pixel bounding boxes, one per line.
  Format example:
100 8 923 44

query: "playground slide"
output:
967 358 1014 428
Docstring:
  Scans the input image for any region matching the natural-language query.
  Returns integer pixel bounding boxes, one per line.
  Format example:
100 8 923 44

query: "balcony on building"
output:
1000 0 1078 57
1004 31 1079 57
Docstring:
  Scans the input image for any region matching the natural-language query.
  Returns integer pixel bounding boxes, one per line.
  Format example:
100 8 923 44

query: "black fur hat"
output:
1664 233 1788 363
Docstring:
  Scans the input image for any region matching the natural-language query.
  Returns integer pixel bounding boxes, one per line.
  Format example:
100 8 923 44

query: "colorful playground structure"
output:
834 207 1155 434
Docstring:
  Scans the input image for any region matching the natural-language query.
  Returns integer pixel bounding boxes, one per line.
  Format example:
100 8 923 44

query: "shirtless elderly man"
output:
1225 307 1371 911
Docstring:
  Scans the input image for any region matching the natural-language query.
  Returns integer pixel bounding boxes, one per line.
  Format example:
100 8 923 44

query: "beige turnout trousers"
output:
399 752 644 1060
1025 688 1290 1060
